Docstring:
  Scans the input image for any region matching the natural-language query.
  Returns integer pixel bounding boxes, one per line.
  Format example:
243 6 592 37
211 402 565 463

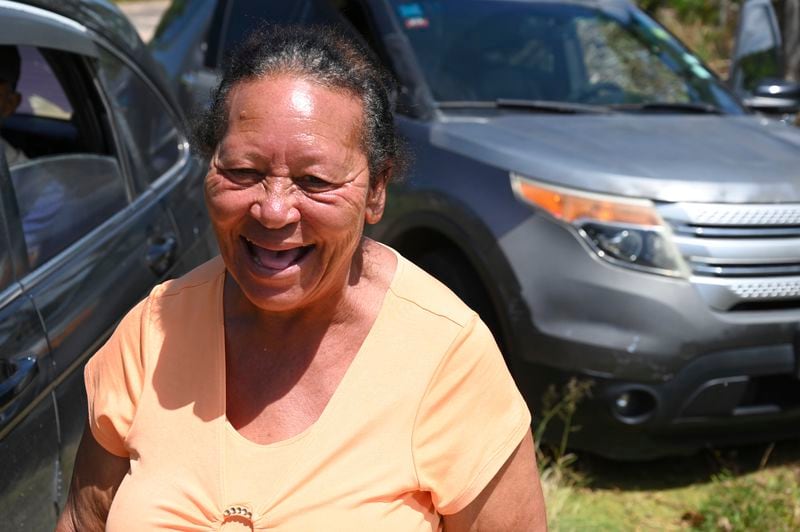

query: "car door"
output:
0 115 60 529
0 6 182 512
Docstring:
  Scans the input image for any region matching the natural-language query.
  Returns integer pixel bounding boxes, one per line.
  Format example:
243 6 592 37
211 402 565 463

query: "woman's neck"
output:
223 239 387 346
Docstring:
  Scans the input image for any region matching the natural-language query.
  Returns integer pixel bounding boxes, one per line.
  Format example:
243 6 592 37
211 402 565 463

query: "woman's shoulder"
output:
152 255 225 299
383 246 476 330
132 255 225 331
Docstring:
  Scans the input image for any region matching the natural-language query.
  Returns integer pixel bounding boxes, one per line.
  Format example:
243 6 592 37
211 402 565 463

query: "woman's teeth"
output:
245 238 308 270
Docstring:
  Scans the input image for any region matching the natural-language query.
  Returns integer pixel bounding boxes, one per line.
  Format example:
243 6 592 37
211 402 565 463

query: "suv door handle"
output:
0 356 38 409
146 234 178 276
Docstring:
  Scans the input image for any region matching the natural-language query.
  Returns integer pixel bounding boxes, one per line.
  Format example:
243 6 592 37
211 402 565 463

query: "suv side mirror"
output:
729 1 783 97
743 77 800 114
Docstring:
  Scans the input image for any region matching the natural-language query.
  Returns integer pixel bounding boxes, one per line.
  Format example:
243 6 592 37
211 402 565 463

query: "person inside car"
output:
0 45 26 167
57 24 547 531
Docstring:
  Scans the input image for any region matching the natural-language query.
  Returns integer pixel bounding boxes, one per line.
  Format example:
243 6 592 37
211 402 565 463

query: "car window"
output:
207 0 341 68
153 0 212 44
10 156 127 269
329 0 390 64
391 0 744 113
205 1 299 68
576 17 691 103
97 48 181 188
15 46 73 120
1 45 128 271
1 46 108 160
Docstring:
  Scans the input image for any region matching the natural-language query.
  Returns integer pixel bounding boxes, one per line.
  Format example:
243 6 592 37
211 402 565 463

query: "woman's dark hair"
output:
194 24 406 189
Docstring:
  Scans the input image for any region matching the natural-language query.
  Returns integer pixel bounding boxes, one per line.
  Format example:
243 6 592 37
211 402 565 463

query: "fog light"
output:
612 389 657 422
615 392 632 410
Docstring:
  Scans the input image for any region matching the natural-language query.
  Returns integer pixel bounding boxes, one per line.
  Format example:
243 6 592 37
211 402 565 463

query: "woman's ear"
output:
365 170 389 225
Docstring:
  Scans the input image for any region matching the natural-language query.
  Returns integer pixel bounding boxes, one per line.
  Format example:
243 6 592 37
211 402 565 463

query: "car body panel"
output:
429 113 800 203
0 160 61 528
0 0 214 521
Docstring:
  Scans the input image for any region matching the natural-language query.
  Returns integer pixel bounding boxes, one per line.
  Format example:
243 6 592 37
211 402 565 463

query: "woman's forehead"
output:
219 75 365 162
228 74 362 124
221 75 364 153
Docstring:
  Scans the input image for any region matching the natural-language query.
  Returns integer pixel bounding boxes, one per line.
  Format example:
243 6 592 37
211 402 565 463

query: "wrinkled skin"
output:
205 74 387 318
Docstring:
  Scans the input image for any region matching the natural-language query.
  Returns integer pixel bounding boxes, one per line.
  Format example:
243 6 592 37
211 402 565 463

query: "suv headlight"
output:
510 173 688 278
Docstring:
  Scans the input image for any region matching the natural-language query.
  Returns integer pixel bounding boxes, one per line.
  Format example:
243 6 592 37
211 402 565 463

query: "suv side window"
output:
97 48 182 188
3 45 127 270
327 1 397 80
330 0 383 56
206 0 342 68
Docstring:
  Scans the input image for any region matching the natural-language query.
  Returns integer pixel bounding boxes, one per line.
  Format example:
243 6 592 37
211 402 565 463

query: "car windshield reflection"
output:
393 0 745 114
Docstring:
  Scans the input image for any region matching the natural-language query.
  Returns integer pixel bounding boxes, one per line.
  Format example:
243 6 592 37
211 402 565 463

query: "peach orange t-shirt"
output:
85 250 531 531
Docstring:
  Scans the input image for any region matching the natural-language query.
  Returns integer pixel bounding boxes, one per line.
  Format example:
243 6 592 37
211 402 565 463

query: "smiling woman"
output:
57 24 546 532
205 74 382 314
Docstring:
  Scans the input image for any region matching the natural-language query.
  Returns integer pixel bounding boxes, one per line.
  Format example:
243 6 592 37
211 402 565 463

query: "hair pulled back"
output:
194 24 405 189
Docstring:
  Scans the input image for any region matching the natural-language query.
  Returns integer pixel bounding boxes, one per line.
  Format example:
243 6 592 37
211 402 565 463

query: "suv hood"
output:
431 113 800 203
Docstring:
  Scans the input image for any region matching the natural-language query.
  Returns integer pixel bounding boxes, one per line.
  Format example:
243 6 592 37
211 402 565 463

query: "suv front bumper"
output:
500 215 800 458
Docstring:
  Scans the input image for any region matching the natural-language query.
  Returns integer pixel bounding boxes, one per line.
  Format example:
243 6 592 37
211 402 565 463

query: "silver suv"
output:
152 0 800 459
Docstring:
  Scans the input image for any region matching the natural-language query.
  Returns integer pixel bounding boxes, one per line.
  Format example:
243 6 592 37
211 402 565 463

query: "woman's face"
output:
205 74 386 313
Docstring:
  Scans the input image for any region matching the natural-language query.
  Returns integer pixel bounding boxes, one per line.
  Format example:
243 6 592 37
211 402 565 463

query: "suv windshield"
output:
391 0 744 114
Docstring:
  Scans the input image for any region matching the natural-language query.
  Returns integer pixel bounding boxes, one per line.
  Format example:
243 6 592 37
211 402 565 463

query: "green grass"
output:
691 470 800 531
541 442 800 531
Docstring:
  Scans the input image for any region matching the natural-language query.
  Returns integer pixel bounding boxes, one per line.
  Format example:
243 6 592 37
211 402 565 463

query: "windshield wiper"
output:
610 102 722 114
437 99 612 114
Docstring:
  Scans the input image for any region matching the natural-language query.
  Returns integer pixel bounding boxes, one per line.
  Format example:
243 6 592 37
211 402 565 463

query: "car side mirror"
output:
742 77 800 114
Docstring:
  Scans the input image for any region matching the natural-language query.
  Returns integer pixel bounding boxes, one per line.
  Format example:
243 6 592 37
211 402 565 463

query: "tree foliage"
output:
638 0 744 25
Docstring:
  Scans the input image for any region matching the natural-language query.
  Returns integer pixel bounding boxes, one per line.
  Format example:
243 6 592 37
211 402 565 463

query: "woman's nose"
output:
249 180 301 228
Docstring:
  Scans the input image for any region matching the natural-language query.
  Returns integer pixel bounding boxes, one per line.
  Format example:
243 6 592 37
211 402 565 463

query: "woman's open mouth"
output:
242 237 313 272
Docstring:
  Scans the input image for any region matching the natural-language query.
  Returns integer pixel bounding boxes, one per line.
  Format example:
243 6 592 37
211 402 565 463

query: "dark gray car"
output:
0 0 215 528
152 0 800 459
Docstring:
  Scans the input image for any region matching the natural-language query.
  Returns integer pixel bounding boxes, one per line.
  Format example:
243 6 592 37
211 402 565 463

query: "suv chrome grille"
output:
671 224 800 239
664 203 800 226
728 279 800 299
658 202 800 311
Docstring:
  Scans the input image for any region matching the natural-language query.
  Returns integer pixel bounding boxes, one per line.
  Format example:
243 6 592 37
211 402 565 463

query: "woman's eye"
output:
222 168 261 183
297 175 334 191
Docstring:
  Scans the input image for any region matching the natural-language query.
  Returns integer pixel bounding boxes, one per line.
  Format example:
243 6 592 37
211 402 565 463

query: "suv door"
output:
0 131 59 529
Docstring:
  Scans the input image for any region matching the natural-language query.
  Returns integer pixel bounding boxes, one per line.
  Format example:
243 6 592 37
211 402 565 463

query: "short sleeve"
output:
412 315 531 515
84 296 149 457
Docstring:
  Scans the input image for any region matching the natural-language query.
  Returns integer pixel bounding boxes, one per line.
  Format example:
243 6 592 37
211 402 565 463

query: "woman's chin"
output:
225 256 318 313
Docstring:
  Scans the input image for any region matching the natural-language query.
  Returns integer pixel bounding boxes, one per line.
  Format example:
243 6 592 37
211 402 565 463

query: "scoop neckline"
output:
218 244 403 450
